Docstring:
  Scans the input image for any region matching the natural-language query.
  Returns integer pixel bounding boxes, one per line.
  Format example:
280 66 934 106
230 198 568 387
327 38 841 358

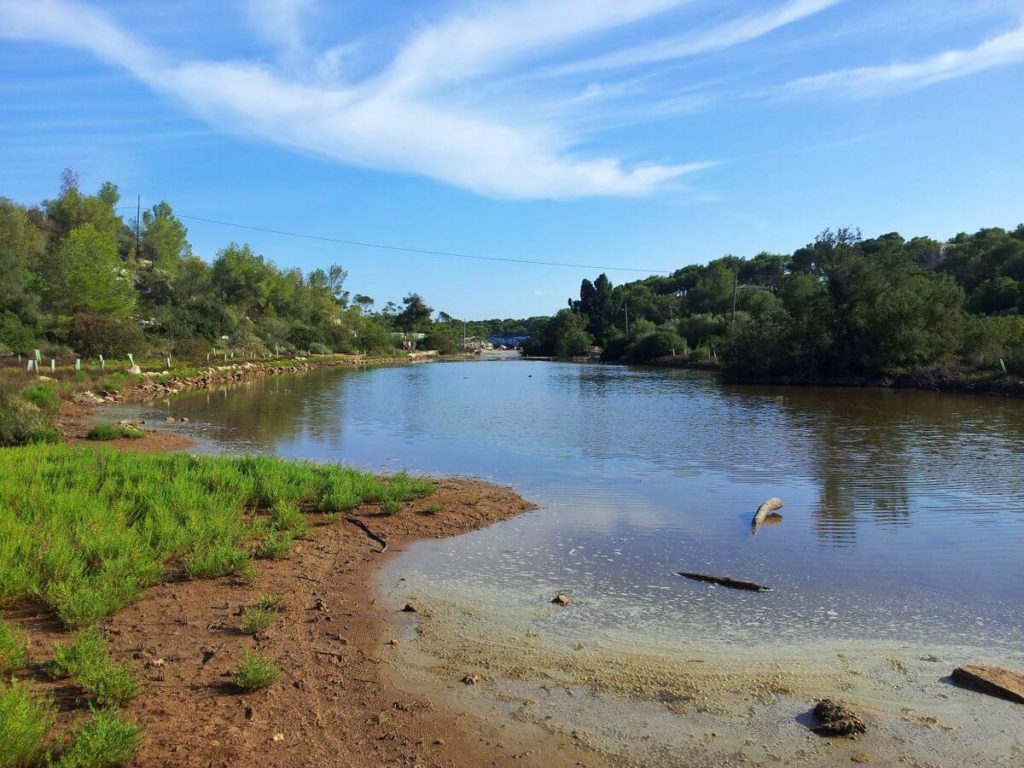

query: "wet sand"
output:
380 579 1024 767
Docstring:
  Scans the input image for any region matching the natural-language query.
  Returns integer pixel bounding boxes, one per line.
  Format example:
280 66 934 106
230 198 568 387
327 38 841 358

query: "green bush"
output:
233 650 278 692
240 606 275 635
67 313 144 359
0 620 29 674
85 424 144 441
22 382 61 413
0 680 55 768
184 542 254 581
255 530 295 560
423 502 443 515
50 629 139 707
56 708 141 768
85 424 120 441
0 383 56 447
381 500 402 515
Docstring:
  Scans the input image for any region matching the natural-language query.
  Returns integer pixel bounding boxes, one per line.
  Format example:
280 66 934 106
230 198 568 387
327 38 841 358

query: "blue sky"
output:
2 0 1023 319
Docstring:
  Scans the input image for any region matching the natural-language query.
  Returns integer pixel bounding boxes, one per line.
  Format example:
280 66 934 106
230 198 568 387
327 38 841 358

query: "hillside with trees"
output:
523 226 1024 383
0 171 520 360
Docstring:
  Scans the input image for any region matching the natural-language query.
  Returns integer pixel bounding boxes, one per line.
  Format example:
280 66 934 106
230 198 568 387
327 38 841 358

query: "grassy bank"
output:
0 444 434 765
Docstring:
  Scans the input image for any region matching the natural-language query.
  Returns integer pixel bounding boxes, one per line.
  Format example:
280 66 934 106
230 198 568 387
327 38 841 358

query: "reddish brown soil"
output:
17 407 607 767
57 399 195 453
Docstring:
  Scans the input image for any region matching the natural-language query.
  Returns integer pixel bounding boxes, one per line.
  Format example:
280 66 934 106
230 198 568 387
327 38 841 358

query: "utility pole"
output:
135 195 141 260
624 303 629 336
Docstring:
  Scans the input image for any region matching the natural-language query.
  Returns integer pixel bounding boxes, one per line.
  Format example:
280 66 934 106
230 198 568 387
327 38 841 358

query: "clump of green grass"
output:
269 499 309 537
254 593 283 612
0 382 57 447
22 382 62 413
50 629 139 707
423 502 443 515
55 708 141 768
85 423 144 441
240 606 275 635
233 650 278 691
255 530 295 560
0 620 29 674
0 680 56 768
0 446 433 625
381 500 403 515
97 373 131 395
184 542 254 581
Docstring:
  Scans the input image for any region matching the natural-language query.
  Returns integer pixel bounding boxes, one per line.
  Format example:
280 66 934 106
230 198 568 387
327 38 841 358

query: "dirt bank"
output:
32 394 605 767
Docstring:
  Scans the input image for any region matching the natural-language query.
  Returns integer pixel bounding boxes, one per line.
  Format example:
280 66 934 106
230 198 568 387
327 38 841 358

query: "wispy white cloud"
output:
243 0 317 62
783 21 1024 96
555 0 841 75
1 0 717 198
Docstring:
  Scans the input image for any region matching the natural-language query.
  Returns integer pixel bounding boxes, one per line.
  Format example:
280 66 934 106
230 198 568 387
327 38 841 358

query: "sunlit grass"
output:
0 445 433 627
233 650 278 692
55 708 141 768
50 629 139 708
0 680 55 768
0 620 29 674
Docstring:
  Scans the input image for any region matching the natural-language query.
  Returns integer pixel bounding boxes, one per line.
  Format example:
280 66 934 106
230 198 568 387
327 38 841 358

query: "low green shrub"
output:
0 620 29 674
255 594 283 612
233 650 278 692
0 383 55 447
50 629 139 707
381 500 402 515
240 606 275 635
423 502 443 515
184 542 254 581
85 424 144 441
0 680 55 768
56 708 141 768
255 531 295 560
22 382 61 413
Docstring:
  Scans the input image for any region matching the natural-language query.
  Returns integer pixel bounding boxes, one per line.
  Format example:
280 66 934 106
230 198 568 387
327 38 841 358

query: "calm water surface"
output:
117 360 1024 650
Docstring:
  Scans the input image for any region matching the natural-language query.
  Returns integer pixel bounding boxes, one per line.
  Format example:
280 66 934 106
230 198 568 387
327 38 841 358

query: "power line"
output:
167 212 672 275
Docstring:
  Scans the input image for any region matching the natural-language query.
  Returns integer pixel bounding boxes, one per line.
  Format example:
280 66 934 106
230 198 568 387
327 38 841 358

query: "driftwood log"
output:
952 665 1024 704
751 497 783 533
677 572 771 592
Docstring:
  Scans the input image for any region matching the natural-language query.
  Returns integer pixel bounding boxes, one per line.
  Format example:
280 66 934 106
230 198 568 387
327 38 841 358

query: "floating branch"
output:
677 571 771 592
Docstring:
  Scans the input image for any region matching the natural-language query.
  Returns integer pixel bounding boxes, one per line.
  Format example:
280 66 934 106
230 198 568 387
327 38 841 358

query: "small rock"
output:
401 603 417 613
812 699 866 736
144 658 165 669
165 416 175 423
272 733 284 742
387 638 399 646
462 674 480 685
312 598 328 612
851 754 870 764
180 417 189 423
551 593 571 606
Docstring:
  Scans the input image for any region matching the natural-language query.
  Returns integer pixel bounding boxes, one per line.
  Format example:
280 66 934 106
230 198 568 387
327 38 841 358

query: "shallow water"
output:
114 359 1024 652
110 359 1024 764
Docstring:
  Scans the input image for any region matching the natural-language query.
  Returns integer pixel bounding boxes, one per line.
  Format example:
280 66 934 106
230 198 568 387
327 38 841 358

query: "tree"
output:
0 199 45 323
396 293 433 331
140 202 191 273
41 224 136 318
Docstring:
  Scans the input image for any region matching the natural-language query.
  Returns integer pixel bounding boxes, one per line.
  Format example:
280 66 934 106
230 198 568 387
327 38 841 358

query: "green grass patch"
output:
0 383 58 447
423 502 443 515
0 620 29 674
85 424 144 441
233 650 278 692
50 629 139 707
254 530 295 560
0 680 55 768
381 500 403 515
56 708 141 768
254 593 283 612
0 445 432 626
240 606 275 635
22 382 61 414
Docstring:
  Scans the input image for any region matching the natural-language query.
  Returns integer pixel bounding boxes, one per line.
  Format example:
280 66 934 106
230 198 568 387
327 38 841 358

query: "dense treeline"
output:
0 170 517 360
523 226 1024 381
